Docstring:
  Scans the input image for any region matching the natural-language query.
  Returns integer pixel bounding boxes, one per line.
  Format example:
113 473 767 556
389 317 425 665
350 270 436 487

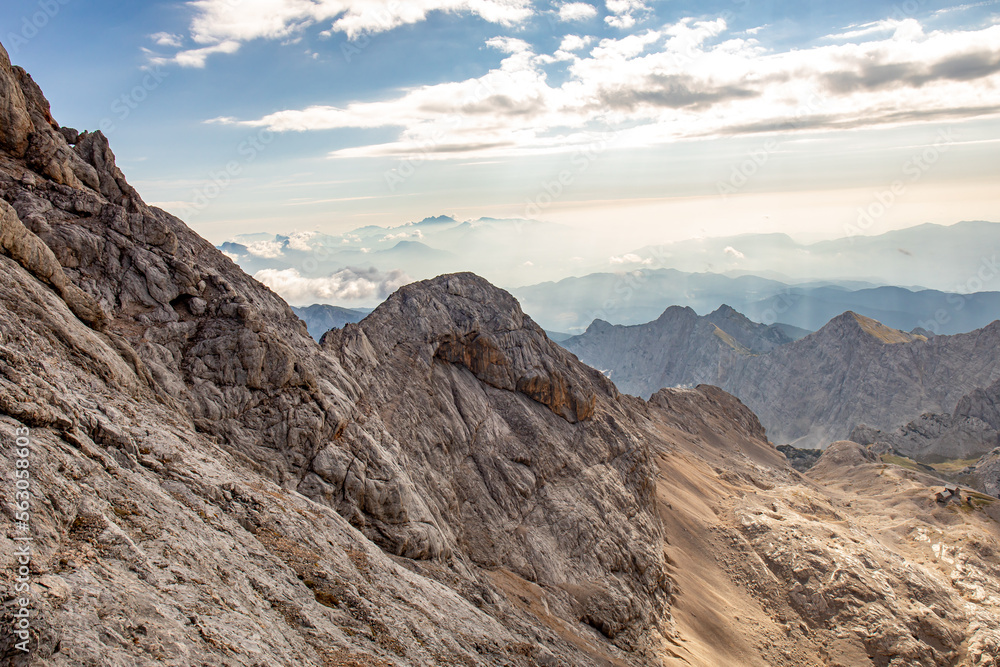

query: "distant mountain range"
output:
621 220 1000 291
511 269 1000 336
291 304 370 340
563 307 1000 448
222 218 1000 320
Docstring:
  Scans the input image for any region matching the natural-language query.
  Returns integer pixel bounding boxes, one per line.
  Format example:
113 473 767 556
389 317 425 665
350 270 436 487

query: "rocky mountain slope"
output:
971 449 1000 497
850 377 1000 464
566 308 1000 448
2 41 1000 667
848 378 1000 496
0 41 676 665
511 268 1000 336
562 305 792 398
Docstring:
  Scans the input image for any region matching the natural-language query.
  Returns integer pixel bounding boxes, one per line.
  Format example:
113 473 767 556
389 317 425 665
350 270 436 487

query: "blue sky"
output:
2 0 999 246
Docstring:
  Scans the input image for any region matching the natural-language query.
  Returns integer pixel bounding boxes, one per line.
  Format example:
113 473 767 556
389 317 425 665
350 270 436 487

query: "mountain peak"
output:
656 304 698 322
828 311 927 344
711 303 741 317
328 272 610 423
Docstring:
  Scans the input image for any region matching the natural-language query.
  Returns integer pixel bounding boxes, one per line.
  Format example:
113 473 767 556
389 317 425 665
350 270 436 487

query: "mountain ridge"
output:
565 305 1000 448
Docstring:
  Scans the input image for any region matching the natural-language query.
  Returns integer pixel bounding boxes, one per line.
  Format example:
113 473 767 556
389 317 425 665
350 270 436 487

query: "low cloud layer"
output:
254 266 411 304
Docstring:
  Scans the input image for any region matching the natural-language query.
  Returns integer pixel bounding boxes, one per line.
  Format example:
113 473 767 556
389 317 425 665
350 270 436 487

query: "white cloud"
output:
147 40 241 68
245 239 286 258
287 231 318 251
609 253 651 264
381 230 424 241
605 0 649 29
216 20 1000 159
486 36 531 53
825 18 924 42
150 32 183 47
254 267 411 303
933 1 1000 16
724 246 745 259
559 34 592 52
165 0 532 62
558 2 598 22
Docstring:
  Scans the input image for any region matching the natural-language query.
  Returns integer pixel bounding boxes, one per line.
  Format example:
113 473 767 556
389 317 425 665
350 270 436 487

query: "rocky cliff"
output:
850 377 1000 462
0 40 672 665
567 308 1000 448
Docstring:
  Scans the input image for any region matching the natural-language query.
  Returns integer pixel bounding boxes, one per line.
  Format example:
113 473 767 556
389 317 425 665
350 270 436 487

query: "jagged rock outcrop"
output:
851 377 1000 463
562 304 792 398
971 449 1000 497
956 377 1000 431
569 307 1000 448
318 274 670 645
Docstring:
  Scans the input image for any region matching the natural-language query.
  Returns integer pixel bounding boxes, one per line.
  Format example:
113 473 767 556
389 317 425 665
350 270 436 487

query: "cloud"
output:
486 36 531 53
724 246 745 259
214 19 1000 159
150 32 183 47
381 230 424 241
558 34 592 52
610 253 652 264
286 231 318 251
605 0 650 29
245 239 286 258
147 40 241 68
558 2 598 22
253 267 411 303
153 0 533 66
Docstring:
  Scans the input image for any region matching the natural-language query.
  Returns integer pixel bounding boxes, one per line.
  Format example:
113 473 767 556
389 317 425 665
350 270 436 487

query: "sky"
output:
2 0 999 247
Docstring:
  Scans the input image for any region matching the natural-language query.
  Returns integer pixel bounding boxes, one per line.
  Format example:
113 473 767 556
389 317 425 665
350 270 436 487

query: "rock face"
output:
318 273 669 643
971 449 1000 497
851 377 1000 463
563 304 792 398
0 39 672 665
569 308 1000 448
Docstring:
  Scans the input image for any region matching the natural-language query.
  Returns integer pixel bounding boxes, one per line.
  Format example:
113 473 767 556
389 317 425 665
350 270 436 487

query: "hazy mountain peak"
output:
829 311 928 344
656 304 698 321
